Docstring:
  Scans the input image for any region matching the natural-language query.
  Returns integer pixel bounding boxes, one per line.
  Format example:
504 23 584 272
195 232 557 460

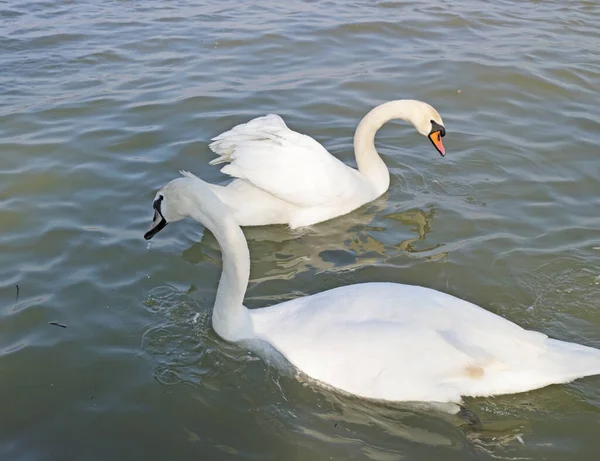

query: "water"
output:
1 0 599 459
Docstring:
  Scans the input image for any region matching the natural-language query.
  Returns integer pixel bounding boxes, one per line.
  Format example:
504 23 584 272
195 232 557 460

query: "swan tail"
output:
500 338 599 396
209 155 230 166
459 337 600 399
180 170 200 181
543 338 600 382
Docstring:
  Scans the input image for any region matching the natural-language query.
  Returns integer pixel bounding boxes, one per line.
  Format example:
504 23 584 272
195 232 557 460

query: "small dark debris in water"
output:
334 423 338 428
89 396 95 400
15 284 19 302
49 321 67 328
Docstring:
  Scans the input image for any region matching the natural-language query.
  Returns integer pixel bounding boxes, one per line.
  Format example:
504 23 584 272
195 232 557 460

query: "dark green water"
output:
1 1 599 459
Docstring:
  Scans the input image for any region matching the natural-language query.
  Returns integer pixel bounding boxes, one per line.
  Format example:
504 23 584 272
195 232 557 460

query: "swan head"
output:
144 172 212 240
143 178 190 240
144 171 233 240
411 101 446 157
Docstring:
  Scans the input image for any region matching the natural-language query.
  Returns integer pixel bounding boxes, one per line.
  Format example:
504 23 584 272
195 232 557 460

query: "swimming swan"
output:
144 172 600 403
205 100 446 229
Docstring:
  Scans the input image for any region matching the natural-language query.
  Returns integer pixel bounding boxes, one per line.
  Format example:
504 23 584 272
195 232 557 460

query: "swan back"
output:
209 114 368 208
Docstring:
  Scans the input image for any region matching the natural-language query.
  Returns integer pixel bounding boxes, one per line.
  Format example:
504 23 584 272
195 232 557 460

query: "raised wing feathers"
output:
208 115 359 207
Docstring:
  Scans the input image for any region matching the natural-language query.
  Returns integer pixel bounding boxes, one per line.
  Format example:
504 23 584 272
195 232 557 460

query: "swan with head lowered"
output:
203 100 447 229
144 171 600 404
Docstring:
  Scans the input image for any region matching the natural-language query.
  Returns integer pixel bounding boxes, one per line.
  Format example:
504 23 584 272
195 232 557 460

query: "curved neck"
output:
353 100 422 195
189 205 252 342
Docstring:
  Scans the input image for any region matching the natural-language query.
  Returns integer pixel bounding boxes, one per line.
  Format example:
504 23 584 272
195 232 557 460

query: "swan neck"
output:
353 101 418 194
189 206 252 342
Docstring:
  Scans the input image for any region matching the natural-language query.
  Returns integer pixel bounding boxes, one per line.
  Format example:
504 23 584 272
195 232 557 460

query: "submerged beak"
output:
428 130 446 157
144 197 168 240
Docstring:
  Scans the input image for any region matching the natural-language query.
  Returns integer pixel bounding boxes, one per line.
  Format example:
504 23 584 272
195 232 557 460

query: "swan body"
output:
206 100 447 229
144 172 600 403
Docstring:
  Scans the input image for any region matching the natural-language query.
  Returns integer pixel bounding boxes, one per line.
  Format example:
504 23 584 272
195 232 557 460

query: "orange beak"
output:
428 131 445 157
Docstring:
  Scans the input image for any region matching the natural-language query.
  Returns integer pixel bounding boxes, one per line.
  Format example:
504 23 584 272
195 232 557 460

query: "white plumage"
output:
210 114 365 208
144 172 600 404
204 100 447 228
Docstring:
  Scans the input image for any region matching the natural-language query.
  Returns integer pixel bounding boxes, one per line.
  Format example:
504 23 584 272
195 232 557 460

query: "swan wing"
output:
251 283 600 402
209 114 364 207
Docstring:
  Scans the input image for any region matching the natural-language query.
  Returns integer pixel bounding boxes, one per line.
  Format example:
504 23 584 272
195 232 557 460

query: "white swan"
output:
205 100 447 229
144 171 600 404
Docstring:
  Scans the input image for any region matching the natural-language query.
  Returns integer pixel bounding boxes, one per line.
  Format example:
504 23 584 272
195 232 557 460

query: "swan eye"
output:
430 120 446 137
153 195 164 213
144 194 168 240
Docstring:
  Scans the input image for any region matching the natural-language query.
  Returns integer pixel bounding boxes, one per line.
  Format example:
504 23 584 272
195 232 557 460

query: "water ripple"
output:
1 0 600 459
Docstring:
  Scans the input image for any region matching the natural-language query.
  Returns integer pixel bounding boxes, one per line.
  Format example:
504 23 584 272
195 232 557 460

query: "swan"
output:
204 100 447 229
144 171 600 404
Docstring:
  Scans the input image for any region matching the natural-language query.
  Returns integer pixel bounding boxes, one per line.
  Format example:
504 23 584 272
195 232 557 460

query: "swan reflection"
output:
182 203 446 283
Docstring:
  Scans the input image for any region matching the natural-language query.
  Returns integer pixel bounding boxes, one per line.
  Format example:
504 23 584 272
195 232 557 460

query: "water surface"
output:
1 1 599 460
